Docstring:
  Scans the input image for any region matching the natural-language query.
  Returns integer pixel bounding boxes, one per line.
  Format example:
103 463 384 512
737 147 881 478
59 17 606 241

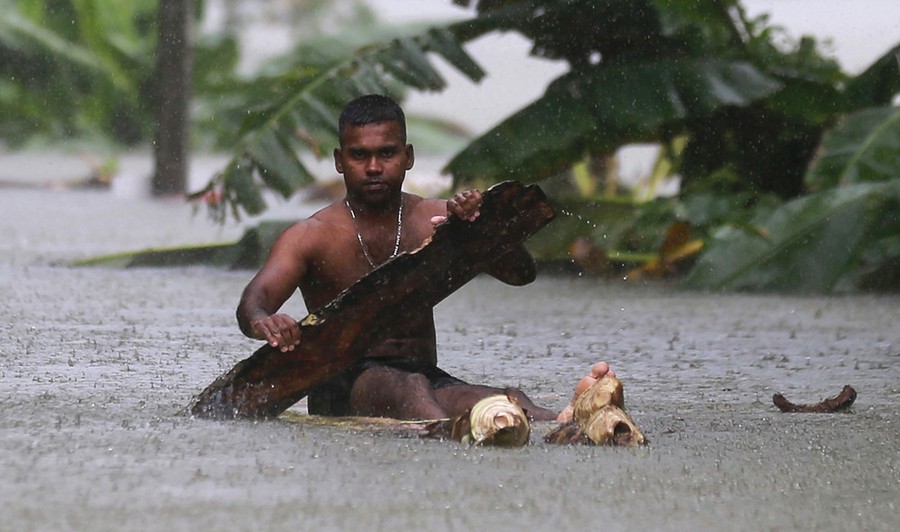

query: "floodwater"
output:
1 184 899 531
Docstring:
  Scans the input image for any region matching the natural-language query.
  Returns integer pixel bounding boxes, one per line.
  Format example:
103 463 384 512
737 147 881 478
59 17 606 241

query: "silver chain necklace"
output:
345 196 403 268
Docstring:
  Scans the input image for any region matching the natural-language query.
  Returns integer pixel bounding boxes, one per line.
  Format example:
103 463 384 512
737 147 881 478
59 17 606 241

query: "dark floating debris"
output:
772 385 857 413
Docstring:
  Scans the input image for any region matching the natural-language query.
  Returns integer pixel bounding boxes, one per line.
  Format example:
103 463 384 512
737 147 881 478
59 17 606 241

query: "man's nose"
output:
365 155 382 174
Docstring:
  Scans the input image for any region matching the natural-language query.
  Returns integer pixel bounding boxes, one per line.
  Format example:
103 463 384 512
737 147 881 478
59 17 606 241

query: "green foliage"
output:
683 98 900 292
805 106 900 190
843 43 900 108
3 0 898 291
446 0 855 202
0 0 156 144
683 181 900 292
189 24 488 222
524 195 642 259
451 1 898 293
0 0 238 146
446 59 782 184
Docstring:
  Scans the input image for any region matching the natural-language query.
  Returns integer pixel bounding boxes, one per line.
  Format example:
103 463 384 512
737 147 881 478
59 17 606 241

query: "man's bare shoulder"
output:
408 195 447 218
274 202 346 249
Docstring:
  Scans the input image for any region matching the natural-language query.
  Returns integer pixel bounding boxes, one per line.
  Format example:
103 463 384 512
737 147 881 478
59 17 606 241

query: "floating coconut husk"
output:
572 374 625 425
545 376 646 447
448 393 531 447
189 181 556 419
773 385 857 413
580 405 645 446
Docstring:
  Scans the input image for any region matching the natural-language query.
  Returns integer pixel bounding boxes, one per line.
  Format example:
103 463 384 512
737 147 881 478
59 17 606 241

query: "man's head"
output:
338 94 407 147
334 94 414 205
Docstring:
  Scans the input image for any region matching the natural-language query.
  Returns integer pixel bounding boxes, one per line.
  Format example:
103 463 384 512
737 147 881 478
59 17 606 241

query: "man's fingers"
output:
275 320 301 351
462 190 482 221
256 315 301 351
282 327 300 349
266 328 282 348
448 189 483 222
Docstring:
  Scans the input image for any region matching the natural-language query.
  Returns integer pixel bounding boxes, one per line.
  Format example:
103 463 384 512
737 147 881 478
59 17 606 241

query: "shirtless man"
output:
236 94 612 422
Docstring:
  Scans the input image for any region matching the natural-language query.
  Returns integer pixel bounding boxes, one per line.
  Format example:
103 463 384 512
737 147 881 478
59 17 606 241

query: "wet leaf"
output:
197 19 488 221
381 37 447 91
683 180 900 292
0 11 103 71
447 59 780 185
422 27 485 81
246 129 313 198
223 160 266 217
843 41 900 108
805 106 900 190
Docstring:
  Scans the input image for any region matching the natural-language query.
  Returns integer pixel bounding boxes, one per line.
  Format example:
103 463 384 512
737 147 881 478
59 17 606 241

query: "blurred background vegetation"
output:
1 0 898 292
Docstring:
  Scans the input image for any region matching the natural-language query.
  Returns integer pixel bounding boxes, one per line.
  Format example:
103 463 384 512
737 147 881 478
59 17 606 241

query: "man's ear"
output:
405 144 415 170
334 148 344 173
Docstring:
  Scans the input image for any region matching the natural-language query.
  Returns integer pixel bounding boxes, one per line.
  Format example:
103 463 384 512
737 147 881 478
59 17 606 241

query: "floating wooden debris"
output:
280 411 438 438
773 385 857 413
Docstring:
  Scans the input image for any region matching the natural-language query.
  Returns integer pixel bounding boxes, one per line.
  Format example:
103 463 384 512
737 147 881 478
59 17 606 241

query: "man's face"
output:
334 121 414 205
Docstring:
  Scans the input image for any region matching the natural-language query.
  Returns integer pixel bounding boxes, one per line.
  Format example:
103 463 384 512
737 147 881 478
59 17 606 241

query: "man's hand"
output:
251 313 301 352
449 189 482 221
432 189 483 225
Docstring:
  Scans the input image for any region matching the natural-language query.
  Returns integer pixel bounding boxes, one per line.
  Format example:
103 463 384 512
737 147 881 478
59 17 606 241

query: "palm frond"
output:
192 24 487 222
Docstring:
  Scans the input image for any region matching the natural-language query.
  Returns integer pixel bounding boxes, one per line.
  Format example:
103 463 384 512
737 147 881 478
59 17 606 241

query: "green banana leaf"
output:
843 42 900 108
683 180 900 292
0 0 161 145
190 25 488 221
195 0 766 221
805 106 900 190
445 58 781 185
454 0 741 64
0 10 103 71
68 0 152 93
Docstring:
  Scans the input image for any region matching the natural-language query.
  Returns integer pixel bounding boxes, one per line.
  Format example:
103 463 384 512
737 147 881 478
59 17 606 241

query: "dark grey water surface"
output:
2 188 898 531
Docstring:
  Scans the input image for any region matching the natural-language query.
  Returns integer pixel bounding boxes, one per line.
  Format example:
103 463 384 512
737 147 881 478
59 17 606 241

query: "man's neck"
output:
345 194 402 221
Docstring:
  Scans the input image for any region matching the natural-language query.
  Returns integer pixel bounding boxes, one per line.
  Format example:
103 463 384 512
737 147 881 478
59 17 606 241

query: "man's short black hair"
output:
338 94 407 146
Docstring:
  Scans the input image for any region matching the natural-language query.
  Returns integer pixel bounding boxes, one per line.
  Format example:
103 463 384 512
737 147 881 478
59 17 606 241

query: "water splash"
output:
558 209 600 230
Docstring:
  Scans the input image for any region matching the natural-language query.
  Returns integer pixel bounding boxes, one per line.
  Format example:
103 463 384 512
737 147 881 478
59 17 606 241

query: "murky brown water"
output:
2 186 898 531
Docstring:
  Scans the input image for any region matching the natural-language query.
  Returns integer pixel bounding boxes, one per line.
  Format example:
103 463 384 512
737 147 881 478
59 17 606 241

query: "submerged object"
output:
546 376 646 447
773 385 857 413
450 394 531 447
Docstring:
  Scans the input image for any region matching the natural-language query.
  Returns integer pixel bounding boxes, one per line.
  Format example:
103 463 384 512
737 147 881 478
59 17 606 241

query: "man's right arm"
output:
236 223 313 352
